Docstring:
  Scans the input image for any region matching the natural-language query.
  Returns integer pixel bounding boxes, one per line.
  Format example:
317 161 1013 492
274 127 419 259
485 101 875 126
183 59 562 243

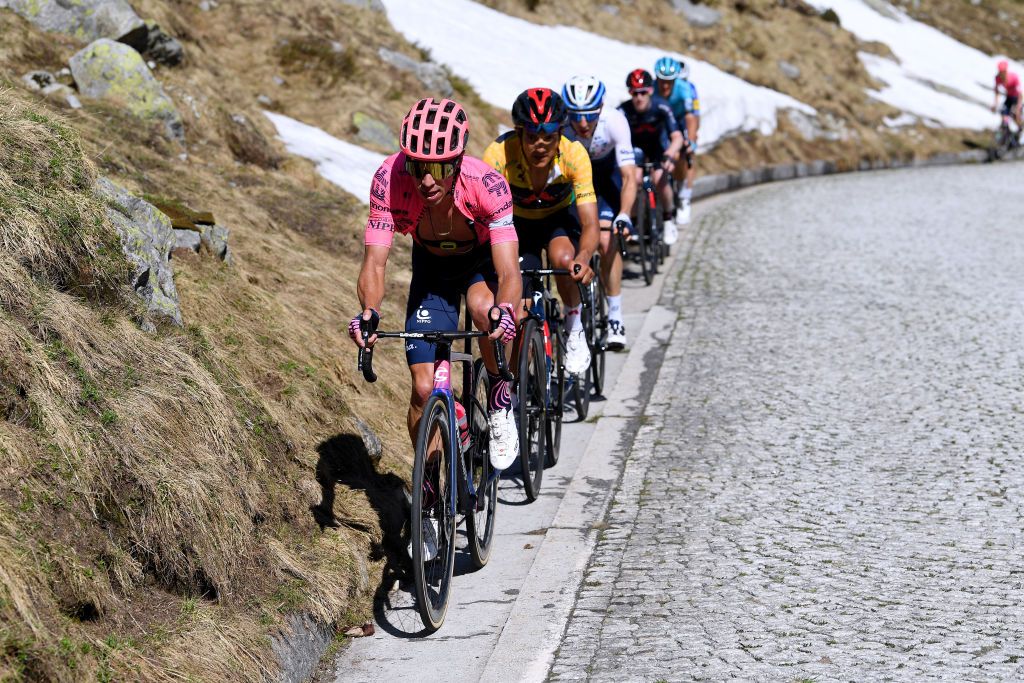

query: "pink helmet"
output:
400 98 470 161
998 60 1009 72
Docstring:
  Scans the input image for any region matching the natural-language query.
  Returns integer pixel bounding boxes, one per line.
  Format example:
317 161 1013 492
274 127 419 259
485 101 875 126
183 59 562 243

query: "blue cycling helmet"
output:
562 75 606 111
654 56 681 81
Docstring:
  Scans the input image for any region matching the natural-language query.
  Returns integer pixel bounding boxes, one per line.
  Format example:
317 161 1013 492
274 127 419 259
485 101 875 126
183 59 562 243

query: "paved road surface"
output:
332 163 1024 682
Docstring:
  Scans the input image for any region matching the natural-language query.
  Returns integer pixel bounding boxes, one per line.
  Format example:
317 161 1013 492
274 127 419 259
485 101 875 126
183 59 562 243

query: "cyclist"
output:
992 60 1022 138
619 69 685 246
350 98 522 473
562 75 637 351
654 56 700 226
483 87 598 376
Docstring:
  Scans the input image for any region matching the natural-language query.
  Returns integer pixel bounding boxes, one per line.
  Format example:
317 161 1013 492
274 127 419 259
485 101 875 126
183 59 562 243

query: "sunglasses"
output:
404 158 460 180
630 89 653 97
569 110 601 123
521 121 562 135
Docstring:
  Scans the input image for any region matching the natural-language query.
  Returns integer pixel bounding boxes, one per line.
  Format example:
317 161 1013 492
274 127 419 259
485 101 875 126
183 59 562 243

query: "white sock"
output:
681 186 693 203
606 295 622 322
565 306 583 332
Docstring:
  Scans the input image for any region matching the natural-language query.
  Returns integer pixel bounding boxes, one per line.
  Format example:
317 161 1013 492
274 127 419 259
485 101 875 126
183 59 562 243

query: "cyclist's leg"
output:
547 211 590 373
594 165 626 344
405 247 463 443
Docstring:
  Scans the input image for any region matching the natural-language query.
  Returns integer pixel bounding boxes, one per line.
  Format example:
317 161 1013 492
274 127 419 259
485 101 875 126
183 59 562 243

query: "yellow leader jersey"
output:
482 131 596 221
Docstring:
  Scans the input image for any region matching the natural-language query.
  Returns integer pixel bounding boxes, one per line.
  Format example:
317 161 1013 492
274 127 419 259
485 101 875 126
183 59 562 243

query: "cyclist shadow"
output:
311 434 428 638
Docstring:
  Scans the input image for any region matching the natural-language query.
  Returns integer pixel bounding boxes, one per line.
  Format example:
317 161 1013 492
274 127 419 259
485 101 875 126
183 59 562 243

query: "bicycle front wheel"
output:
466 359 497 569
411 394 457 632
634 193 654 286
545 320 565 468
517 318 546 501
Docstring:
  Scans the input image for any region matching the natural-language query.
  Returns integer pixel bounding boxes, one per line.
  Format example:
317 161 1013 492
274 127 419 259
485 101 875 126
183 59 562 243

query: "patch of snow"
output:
264 111 386 202
882 111 919 128
379 0 814 151
807 0 1023 129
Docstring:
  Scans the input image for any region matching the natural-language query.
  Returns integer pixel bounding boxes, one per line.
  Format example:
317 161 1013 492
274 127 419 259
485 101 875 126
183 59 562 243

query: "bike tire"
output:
650 193 663 274
517 319 546 502
570 365 592 421
545 321 565 468
634 194 654 286
465 359 497 569
590 270 607 397
411 394 457 632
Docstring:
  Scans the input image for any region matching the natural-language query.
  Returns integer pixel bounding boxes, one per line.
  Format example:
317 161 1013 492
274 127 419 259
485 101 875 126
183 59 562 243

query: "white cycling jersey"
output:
568 106 635 168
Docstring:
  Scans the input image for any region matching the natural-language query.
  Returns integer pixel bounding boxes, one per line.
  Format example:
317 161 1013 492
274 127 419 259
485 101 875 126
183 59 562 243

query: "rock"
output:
377 48 453 98
3 0 146 45
256 94 273 106
41 83 82 109
352 111 399 152
339 0 384 10
94 177 182 326
144 22 184 67
21 70 56 91
347 416 382 463
70 39 184 141
200 224 231 263
778 60 801 80
600 3 620 13
172 228 201 256
668 0 722 28
819 7 841 24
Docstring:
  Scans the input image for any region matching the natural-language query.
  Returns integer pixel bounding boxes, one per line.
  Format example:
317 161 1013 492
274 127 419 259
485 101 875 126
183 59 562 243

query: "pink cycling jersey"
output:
996 71 1021 98
365 153 518 248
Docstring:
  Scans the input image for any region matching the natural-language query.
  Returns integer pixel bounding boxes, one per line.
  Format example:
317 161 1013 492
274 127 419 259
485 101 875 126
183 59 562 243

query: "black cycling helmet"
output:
512 87 568 128
626 68 655 92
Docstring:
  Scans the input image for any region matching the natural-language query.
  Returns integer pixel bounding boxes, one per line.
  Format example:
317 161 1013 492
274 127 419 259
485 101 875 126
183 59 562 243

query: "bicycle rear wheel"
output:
545 319 565 468
517 319 546 501
465 359 497 569
589 269 607 397
411 394 457 632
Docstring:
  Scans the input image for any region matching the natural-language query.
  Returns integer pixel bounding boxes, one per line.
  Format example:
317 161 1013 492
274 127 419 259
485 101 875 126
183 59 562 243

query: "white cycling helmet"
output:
561 75 606 111
679 60 691 80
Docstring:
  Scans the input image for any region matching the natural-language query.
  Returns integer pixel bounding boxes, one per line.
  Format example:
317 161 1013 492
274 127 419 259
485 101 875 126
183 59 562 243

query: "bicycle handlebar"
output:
357 322 504 384
489 308 514 382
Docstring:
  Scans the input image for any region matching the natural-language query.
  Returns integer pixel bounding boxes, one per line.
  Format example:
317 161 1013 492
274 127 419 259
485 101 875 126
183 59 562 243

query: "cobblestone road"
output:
550 164 1024 682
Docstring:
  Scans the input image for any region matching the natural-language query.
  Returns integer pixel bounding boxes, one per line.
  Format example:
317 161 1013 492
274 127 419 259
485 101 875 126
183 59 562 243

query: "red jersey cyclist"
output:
993 60 1022 138
483 88 599 377
350 98 523 472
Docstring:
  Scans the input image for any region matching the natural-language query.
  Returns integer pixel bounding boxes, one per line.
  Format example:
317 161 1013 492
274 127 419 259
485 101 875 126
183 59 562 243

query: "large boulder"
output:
669 0 723 28
2 0 146 45
70 39 184 140
378 48 453 98
94 177 182 326
352 111 399 152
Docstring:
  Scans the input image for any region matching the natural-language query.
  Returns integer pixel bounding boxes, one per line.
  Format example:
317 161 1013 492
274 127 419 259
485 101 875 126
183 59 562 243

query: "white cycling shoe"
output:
488 406 519 470
663 218 679 246
676 201 692 226
408 517 439 562
607 320 627 351
565 329 591 375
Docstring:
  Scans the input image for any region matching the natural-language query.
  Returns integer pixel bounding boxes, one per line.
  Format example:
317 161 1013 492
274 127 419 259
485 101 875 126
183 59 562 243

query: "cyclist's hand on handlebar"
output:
348 308 379 348
570 258 594 284
488 303 517 344
613 212 632 237
660 154 676 173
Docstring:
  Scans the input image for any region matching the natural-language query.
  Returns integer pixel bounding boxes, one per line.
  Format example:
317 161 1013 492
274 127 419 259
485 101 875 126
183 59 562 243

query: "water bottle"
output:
454 400 470 451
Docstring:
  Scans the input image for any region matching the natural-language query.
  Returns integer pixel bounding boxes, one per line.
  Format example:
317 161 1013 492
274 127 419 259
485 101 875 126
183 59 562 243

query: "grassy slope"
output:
0 0 1002 679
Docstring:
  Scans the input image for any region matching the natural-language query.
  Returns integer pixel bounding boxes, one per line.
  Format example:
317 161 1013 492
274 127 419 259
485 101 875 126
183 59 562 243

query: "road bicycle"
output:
633 160 665 286
357 313 510 632
581 252 608 401
991 112 1021 160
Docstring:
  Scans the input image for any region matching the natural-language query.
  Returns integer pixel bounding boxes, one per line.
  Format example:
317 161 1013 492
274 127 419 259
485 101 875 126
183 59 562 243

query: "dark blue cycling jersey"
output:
618 95 680 159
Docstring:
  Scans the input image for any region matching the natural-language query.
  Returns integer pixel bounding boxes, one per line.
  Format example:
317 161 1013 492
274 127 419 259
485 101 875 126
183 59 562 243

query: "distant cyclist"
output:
483 88 599 376
562 75 637 351
993 60 1022 138
619 69 685 246
351 98 522 471
655 56 700 226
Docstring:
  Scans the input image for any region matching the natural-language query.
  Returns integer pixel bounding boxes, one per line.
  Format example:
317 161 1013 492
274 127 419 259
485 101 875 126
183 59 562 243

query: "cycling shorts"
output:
1002 95 1020 117
514 207 580 292
592 155 623 223
405 245 496 366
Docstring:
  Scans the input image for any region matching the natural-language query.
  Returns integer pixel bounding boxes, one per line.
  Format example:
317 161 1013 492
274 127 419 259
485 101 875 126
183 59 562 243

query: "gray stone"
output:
173 228 201 254
272 613 334 683
778 59 801 80
668 0 722 28
40 83 82 109
94 176 182 326
144 22 184 67
200 224 231 263
600 4 620 14
3 0 146 45
339 0 384 10
378 47 453 98
350 416 382 463
70 39 184 141
352 111 399 152
21 70 55 90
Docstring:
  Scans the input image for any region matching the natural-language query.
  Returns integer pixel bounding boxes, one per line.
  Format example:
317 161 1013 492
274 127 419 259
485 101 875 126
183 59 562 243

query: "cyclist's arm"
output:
685 112 699 149
660 103 685 161
577 200 600 264
609 109 639 219
619 165 638 219
357 245 389 313
490 240 522 314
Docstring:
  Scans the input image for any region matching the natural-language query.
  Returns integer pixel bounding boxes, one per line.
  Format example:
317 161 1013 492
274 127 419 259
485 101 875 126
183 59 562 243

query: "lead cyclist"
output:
562 75 638 351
